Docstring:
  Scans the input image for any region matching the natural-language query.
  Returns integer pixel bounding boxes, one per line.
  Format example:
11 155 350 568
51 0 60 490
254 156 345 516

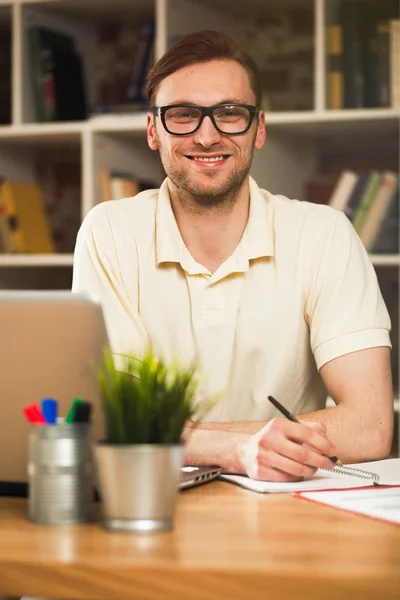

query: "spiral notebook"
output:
219 458 400 493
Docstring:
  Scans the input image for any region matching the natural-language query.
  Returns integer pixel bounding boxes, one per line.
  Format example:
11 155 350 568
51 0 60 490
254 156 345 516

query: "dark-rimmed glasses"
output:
150 103 260 136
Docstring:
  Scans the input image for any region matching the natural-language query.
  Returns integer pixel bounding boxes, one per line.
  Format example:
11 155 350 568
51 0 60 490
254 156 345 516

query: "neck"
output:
168 179 251 273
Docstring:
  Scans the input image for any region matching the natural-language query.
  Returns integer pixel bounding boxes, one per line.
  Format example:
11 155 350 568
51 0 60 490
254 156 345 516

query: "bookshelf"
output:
0 0 399 451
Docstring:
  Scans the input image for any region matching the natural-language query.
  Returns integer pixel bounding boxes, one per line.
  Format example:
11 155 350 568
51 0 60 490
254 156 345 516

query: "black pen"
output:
267 395 342 466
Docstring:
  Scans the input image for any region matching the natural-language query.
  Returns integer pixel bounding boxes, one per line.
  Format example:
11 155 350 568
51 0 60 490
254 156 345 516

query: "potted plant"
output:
94 348 212 533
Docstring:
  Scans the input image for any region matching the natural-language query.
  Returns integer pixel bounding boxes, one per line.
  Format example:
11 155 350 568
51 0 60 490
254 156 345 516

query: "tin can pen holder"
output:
28 422 93 524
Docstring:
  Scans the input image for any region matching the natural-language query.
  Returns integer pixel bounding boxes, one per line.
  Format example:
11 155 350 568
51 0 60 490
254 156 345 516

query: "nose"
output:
192 115 222 147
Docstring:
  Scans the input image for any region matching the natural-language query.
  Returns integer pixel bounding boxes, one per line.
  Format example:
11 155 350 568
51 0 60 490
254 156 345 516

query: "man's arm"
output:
183 346 394 479
302 346 393 462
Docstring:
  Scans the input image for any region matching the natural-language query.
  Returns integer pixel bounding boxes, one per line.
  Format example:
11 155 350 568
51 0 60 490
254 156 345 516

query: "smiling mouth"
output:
186 155 230 165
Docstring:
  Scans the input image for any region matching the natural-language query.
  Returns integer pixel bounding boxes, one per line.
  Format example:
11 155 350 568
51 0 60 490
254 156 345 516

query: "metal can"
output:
28 422 93 524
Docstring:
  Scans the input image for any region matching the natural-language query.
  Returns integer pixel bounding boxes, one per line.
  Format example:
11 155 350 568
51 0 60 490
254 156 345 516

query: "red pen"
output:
23 404 46 425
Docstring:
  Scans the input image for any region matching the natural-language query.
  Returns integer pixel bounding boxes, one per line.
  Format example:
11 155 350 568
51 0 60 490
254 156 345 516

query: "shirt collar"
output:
155 176 275 269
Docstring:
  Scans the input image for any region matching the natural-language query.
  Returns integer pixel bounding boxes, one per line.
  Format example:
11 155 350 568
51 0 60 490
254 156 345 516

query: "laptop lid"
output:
0 291 108 484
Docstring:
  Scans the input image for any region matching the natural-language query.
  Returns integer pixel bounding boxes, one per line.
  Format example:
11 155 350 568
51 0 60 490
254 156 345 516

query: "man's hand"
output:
234 418 338 482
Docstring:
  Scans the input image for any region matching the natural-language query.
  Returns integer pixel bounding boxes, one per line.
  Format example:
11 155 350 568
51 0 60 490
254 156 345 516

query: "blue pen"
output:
41 398 58 425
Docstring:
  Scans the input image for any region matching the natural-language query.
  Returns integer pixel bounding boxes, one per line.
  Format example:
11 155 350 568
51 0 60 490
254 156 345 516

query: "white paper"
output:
219 458 400 493
299 486 400 524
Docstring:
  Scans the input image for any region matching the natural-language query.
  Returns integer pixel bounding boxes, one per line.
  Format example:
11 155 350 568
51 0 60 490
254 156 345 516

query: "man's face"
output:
147 60 266 204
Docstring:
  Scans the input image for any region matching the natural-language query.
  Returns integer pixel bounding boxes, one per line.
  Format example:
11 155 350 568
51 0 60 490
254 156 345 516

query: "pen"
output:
23 403 46 425
41 398 58 425
267 395 342 466
65 397 84 424
73 401 92 423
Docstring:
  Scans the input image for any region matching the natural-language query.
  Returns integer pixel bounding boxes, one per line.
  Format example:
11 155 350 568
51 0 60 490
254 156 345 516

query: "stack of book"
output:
326 170 399 253
28 26 87 122
326 1 400 109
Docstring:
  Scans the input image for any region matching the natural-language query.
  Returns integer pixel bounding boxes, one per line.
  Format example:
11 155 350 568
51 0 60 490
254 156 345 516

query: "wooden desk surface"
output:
0 481 400 600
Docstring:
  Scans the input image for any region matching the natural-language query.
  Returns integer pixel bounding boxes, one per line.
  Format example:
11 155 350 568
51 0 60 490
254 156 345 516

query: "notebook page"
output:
297 487 400 525
219 458 400 493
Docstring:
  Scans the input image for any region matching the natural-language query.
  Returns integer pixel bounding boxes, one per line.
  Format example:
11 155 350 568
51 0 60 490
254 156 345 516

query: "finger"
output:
254 450 318 480
251 464 305 483
270 436 338 471
300 421 339 457
260 418 335 458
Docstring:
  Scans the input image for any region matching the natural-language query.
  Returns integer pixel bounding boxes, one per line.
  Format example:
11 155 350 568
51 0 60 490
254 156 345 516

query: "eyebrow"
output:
164 99 248 106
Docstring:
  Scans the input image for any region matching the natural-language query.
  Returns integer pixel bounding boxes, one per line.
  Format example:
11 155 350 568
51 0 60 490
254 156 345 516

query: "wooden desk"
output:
0 481 399 600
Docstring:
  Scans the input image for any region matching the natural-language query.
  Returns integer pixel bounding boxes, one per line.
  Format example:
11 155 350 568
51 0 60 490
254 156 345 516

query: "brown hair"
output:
145 30 262 106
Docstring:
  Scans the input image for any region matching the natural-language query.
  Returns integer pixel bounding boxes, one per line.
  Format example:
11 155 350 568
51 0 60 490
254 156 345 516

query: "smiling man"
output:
72 30 394 482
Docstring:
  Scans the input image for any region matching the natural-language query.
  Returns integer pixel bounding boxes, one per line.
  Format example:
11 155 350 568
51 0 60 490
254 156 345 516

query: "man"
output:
72 30 393 482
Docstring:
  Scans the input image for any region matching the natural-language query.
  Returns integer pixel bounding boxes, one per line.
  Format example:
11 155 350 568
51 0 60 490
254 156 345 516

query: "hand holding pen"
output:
234 397 339 483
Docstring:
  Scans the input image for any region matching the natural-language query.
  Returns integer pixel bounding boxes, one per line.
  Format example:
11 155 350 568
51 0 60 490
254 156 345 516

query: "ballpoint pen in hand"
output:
267 395 342 466
266 395 381 483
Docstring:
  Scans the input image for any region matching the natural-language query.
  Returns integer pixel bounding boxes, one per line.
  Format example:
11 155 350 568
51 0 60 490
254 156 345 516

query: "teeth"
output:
195 156 225 162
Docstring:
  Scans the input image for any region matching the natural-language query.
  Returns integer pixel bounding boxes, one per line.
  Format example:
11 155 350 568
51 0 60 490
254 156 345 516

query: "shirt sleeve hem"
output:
314 329 392 371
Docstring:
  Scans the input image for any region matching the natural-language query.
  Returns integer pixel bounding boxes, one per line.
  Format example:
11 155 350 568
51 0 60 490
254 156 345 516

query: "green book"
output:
352 171 382 233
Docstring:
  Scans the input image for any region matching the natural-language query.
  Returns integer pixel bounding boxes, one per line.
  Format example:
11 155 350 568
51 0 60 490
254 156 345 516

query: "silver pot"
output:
94 443 183 532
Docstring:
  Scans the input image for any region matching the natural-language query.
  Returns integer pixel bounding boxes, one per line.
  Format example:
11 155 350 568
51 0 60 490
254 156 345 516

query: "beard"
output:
157 138 255 212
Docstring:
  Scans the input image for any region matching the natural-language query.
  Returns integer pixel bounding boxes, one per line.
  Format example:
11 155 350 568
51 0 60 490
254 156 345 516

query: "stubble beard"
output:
158 141 255 213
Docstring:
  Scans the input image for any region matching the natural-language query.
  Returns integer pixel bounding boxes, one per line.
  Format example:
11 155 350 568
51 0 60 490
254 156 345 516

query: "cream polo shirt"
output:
72 177 391 422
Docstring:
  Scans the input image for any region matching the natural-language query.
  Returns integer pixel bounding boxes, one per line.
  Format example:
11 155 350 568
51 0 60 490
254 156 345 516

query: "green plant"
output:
96 349 215 445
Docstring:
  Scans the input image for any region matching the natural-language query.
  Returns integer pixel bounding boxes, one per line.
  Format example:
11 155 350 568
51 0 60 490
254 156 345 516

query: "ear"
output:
254 110 266 151
147 113 159 151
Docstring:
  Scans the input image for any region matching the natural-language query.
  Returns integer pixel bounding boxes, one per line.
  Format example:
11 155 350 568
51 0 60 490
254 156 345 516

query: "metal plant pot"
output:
94 443 183 532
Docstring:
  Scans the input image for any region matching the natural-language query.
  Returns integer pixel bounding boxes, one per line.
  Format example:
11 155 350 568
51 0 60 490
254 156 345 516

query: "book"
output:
98 170 139 201
0 185 12 253
109 172 139 200
0 181 55 253
343 172 369 222
374 20 391 107
340 0 364 108
219 458 400 494
326 24 344 109
126 20 155 104
390 19 400 107
98 170 156 202
28 26 87 122
359 172 398 250
352 170 382 232
371 181 399 254
328 170 358 212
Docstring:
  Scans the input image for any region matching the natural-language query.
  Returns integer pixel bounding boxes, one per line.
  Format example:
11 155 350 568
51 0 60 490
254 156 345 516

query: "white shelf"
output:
0 253 397 271
370 255 400 267
84 108 400 136
266 108 400 124
0 122 84 143
265 108 400 136
0 254 74 267
89 113 148 134
0 109 395 139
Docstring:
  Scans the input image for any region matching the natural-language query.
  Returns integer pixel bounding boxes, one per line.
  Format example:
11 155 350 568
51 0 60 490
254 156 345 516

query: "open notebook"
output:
219 458 400 493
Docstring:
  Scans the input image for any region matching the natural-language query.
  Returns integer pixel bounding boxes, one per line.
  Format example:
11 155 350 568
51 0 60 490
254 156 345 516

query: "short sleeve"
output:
72 204 148 369
305 210 391 370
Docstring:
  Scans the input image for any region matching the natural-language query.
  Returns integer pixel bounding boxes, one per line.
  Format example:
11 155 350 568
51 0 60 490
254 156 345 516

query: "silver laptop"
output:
0 291 221 492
